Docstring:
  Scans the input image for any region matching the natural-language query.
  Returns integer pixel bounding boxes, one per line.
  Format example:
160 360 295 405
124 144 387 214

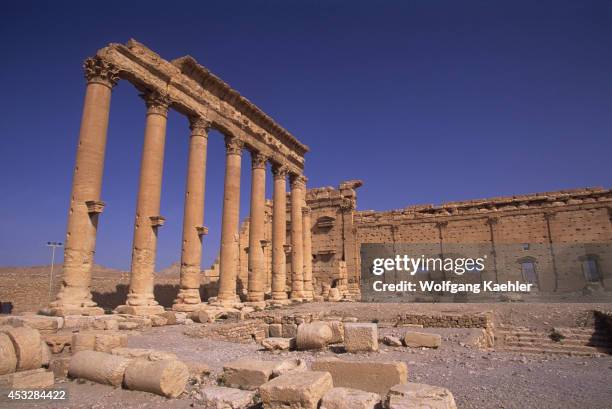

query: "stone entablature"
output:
356 188 611 225
97 39 307 173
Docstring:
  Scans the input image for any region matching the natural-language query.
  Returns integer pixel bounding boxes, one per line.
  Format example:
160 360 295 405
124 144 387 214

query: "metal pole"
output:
47 242 62 302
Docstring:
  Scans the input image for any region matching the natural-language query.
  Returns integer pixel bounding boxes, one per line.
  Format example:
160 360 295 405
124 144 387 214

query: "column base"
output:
172 302 204 313
45 306 105 317
207 296 243 309
246 292 265 302
271 291 288 301
114 305 165 315
266 299 292 307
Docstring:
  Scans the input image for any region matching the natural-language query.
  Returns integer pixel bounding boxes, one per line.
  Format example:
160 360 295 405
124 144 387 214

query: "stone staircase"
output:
496 325 612 356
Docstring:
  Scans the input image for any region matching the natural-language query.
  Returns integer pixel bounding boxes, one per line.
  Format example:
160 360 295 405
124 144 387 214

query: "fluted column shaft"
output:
51 57 119 315
271 165 288 300
302 206 314 300
125 91 169 310
173 117 210 311
290 174 306 299
247 152 267 302
217 136 243 304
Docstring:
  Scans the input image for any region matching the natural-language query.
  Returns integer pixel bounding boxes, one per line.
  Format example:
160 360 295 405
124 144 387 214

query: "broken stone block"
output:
0 333 17 375
49 357 71 378
124 359 189 398
68 350 131 386
269 323 283 338
386 383 457 409
222 359 282 390
185 361 211 383
282 323 298 338
71 332 96 353
343 323 378 352
312 358 407 395
44 332 73 353
150 315 168 327
328 288 341 301
92 318 119 331
118 321 140 330
199 385 256 409
117 316 152 330
0 368 54 389
296 322 333 350
259 370 333 409
261 337 293 351
271 359 307 378
2 326 42 370
383 336 403 347
320 387 381 409
325 321 344 344
41 340 51 367
402 332 441 349
3 315 63 332
110 347 177 361
159 311 177 325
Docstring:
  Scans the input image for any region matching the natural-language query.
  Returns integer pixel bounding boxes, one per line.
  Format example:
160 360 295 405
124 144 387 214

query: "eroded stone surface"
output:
344 323 379 352
259 370 333 409
320 387 381 409
386 382 457 409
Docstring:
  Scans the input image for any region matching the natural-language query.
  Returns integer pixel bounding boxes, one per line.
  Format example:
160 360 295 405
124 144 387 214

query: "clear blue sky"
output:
0 1 610 270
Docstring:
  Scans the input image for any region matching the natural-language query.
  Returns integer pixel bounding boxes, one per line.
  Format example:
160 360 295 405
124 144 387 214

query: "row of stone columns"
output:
51 56 313 316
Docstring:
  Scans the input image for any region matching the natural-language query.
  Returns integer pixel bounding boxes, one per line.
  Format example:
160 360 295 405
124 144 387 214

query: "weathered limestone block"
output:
328 288 341 301
159 311 177 325
402 332 441 349
296 322 333 350
271 359 307 378
124 359 189 398
222 359 282 390
110 347 177 361
0 368 54 389
117 316 152 330
2 315 63 332
92 318 119 331
72 331 128 354
49 357 71 378
68 350 131 386
261 337 293 352
150 315 168 327
385 383 457 409
383 336 403 347
259 370 333 409
343 323 378 352
199 385 256 409
41 341 51 367
71 332 96 353
325 321 344 344
269 323 283 338
185 361 211 383
282 323 298 338
320 387 381 409
3 326 43 370
44 332 73 353
312 358 407 396
0 333 17 374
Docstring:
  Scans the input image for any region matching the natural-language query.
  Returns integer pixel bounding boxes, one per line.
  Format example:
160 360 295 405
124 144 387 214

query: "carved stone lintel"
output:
290 174 307 189
189 116 211 135
251 151 268 169
272 163 289 179
85 200 105 214
225 135 244 155
83 56 119 88
149 216 166 227
196 226 209 236
141 90 171 117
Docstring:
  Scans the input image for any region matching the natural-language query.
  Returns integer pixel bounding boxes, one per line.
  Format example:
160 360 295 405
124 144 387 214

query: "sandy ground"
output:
2 302 612 409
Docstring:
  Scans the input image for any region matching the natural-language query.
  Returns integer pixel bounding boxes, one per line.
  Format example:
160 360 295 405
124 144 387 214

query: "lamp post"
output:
46 241 63 301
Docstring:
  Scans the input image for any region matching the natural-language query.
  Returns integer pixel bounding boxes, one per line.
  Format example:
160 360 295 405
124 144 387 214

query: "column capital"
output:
141 90 171 117
83 56 119 88
251 151 268 169
189 116 212 135
225 135 244 155
290 173 307 189
272 163 289 179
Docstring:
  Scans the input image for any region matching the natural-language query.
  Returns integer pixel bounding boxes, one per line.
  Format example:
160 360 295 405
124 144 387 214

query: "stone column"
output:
172 117 210 312
50 57 119 316
215 136 243 306
247 151 267 302
117 90 170 315
271 164 289 301
302 206 314 300
290 174 306 300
